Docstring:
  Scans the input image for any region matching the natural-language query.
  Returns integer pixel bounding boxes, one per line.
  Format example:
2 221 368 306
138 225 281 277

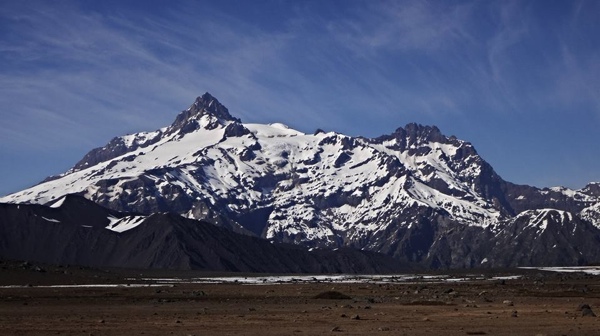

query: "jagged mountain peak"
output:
404 122 442 137
193 92 239 122
581 182 600 197
393 123 443 141
53 93 240 175
169 92 241 134
374 123 453 149
367 123 484 185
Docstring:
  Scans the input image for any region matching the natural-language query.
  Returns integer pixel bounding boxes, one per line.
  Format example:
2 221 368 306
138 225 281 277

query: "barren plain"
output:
1 260 600 335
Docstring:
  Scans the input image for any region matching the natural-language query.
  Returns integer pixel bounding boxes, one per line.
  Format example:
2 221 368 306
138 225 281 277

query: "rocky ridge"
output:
0 194 408 272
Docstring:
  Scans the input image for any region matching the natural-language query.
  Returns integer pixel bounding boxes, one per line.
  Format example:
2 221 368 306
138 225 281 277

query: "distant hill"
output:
0 195 410 272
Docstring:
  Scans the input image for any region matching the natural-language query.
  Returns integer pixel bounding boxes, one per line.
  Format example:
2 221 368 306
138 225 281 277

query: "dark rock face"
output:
504 184 593 215
346 207 600 269
582 183 600 197
3 94 600 269
478 210 600 267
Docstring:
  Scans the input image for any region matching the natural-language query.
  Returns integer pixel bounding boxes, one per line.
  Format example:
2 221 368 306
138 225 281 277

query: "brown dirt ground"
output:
1 261 600 335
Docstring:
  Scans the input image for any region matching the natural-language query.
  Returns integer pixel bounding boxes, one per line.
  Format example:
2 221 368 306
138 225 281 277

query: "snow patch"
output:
41 216 60 223
48 196 66 208
520 266 600 275
106 215 147 233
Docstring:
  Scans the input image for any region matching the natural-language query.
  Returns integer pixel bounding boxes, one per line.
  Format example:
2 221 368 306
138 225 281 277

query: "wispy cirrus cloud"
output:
0 0 599 194
326 0 476 54
0 1 295 149
2 0 598 138
318 0 600 122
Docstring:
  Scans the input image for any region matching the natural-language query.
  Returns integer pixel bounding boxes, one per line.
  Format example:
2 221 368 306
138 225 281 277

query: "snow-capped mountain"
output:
3 93 600 268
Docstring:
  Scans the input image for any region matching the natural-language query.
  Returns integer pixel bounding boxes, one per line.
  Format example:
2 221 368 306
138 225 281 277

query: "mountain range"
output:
2 93 600 269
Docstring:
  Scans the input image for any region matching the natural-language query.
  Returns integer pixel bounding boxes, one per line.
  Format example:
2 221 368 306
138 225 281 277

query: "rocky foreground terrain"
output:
1 260 600 335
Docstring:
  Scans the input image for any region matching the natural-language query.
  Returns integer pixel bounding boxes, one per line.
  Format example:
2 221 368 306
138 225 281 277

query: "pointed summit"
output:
192 92 241 122
170 93 241 133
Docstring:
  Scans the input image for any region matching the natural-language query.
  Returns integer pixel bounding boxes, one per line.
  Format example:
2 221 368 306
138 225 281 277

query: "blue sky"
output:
1 0 599 196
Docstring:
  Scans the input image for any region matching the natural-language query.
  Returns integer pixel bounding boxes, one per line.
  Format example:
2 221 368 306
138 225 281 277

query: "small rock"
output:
314 291 352 300
378 327 390 331
331 326 341 332
351 315 360 320
582 307 596 317
503 300 514 306
577 303 591 311
511 311 518 318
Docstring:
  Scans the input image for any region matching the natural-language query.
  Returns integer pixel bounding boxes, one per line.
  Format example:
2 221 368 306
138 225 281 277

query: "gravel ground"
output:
1 260 600 335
